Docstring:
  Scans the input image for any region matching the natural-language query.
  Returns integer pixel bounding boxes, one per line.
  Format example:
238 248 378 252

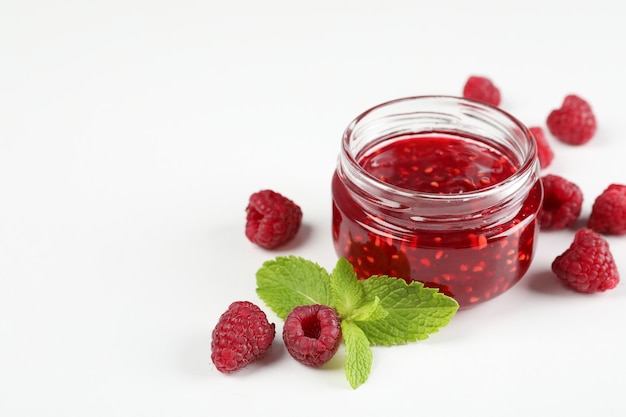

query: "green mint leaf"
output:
341 319 373 389
356 276 459 346
329 257 366 319
255 256 331 319
349 296 389 322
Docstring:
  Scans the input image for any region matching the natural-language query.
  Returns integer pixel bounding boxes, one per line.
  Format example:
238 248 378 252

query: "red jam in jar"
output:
332 96 543 309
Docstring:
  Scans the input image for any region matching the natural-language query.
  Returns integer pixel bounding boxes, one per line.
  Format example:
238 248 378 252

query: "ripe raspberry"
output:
546 94 597 145
588 184 626 235
539 174 583 230
282 304 342 368
462 75 501 106
529 126 554 169
245 189 302 249
552 228 620 293
211 301 275 373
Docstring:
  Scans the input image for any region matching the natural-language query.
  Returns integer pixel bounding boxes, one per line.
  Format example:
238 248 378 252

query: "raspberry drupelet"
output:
588 184 626 235
211 301 276 373
245 189 303 249
282 304 342 368
462 75 501 107
529 126 554 169
552 229 620 293
539 174 583 230
546 94 597 145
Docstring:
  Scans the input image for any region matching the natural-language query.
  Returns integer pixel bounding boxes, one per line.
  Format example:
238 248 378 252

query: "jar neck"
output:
336 96 541 231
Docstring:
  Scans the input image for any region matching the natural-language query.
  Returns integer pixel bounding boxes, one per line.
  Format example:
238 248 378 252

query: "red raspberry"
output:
282 304 342 368
529 126 554 169
211 301 275 373
245 189 302 249
546 94 597 145
552 228 620 293
588 184 626 235
462 75 501 106
539 174 583 230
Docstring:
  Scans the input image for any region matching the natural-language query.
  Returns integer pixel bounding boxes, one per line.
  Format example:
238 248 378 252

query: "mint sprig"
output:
255 256 459 389
341 320 372 389
329 257 367 319
256 256 331 319
356 275 459 346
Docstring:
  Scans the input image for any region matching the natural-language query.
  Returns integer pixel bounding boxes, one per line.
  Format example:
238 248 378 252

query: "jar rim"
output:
341 95 538 203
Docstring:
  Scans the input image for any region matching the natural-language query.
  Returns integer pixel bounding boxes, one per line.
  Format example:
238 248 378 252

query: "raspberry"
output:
211 301 275 373
539 174 583 230
529 126 554 169
245 189 303 249
462 76 501 106
588 184 626 235
551 228 620 293
546 94 597 145
282 304 342 368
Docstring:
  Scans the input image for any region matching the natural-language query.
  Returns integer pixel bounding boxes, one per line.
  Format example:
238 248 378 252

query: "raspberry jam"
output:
332 96 543 309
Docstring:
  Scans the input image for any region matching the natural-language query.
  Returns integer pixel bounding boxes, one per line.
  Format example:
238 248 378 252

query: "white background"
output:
1 1 625 416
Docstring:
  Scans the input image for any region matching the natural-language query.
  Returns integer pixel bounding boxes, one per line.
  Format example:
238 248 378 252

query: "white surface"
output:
1 1 625 416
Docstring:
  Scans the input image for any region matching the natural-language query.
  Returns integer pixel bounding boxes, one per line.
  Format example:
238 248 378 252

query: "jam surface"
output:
332 134 541 308
360 133 516 193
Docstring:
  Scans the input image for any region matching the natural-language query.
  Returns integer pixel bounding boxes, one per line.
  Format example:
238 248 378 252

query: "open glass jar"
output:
331 96 543 309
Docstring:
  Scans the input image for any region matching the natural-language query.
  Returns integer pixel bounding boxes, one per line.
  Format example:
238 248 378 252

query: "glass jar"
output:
331 96 543 309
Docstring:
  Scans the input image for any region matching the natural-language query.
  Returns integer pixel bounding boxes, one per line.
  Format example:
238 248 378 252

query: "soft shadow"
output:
524 268 567 296
569 214 590 232
180 332 286 378
254 339 288 368
272 223 314 251
319 348 345 371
